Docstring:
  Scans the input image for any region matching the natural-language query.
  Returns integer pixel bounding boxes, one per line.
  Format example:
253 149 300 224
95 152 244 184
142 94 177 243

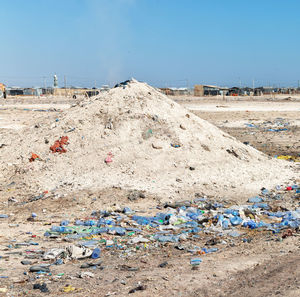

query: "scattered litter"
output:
105 152 113 164
29 152 40 162
171 143 181 148
129 284 147 294
276 155 300 162
78 271 95 278
190 258 202 266
50 136 69 153
33 283 49 293
43 248 66 260
62 285 81 293
66 245 93 259
30 265 50 273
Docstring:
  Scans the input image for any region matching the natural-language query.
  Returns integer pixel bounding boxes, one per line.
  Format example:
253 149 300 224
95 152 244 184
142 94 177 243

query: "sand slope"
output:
0 80 295 201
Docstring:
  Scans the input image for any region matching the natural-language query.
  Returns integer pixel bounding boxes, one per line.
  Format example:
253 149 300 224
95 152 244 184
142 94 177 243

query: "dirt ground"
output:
176 97 300 157
0 95 299 297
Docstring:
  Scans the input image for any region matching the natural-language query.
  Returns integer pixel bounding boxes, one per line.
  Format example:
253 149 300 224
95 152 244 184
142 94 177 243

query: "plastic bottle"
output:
222 219 230 229
202 247 218 253
243 220 257 229
50 226 72 233
84 220 96 226
51 226 65 233
230 216 243 226
91 248 101 259
224 209 239 216
132 216 151 225
60 220 69 226
111 227 126 236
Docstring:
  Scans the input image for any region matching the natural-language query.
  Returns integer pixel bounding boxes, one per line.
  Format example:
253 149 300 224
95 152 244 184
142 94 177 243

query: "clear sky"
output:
1 0 300 88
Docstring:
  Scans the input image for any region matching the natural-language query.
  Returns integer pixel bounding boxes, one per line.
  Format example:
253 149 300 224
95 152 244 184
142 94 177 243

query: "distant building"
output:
23 88 43 96
6 87 42 96
194 85 220 96
51 87 102 98
6 87 24 96
228 87 242 96
254 86 274 95
159 87 190 96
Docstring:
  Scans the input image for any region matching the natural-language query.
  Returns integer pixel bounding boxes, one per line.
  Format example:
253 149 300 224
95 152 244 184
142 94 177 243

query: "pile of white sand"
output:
0 80 295 202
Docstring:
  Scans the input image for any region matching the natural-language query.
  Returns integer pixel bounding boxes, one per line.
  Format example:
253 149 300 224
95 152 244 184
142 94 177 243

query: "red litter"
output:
50 136 69 153
29 153 40 162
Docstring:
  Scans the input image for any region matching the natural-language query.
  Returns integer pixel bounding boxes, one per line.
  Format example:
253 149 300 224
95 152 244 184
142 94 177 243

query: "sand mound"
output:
0 80 295 202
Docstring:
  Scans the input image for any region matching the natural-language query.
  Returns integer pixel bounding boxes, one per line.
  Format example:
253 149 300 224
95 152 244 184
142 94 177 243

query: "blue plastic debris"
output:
91 248 101 259
54 259 63 265
253 203 269 210
245 123 256 128
190 258 202 265
243 221 257 229
224 209 239 216
60 220 69 226
230 216 243 226
248 196 263 203
123 207 133 214
202 247 218 254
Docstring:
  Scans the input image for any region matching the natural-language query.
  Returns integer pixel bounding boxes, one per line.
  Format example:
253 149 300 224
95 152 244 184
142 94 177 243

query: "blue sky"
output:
1 0 300 87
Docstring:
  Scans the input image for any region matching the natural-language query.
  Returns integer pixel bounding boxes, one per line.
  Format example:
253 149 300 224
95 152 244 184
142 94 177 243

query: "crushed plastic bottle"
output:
91 248 101 259
230 216 243 226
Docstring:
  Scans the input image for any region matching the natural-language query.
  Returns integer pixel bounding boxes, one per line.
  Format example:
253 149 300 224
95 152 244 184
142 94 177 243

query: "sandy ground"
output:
177 99 300 157
0 94 299 296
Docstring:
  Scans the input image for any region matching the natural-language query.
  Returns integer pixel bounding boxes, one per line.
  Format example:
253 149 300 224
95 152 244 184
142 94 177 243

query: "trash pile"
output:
27 184 298 272
0 183 296 296
0 80 296 202
1 183 296 295
245 118 290 132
